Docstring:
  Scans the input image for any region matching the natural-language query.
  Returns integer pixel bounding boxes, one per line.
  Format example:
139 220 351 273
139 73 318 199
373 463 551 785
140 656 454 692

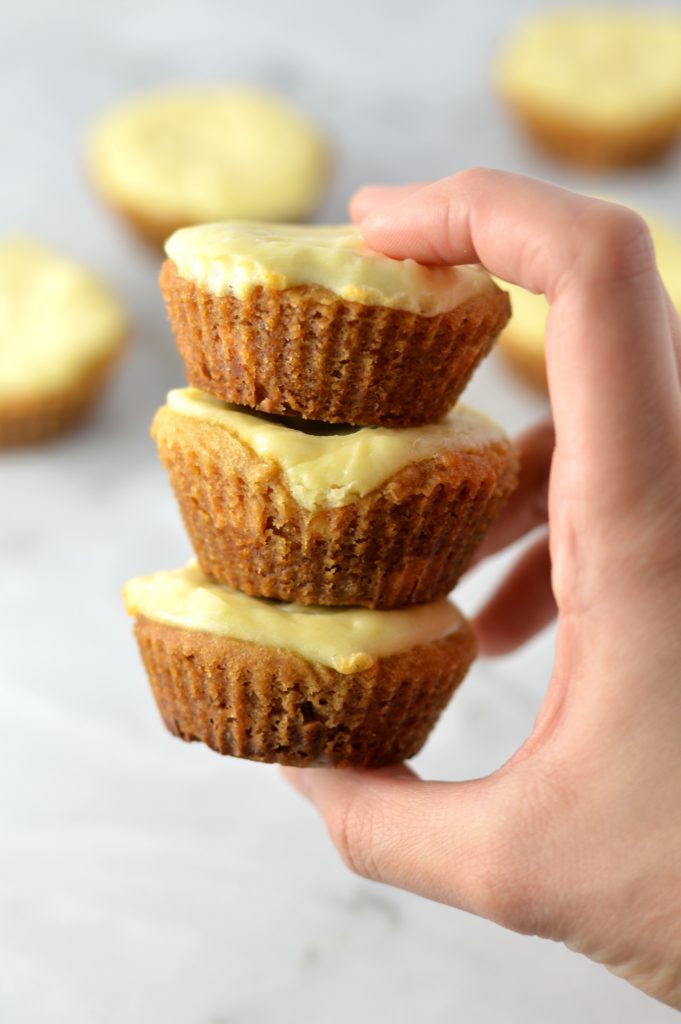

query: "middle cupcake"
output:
153 386 518 609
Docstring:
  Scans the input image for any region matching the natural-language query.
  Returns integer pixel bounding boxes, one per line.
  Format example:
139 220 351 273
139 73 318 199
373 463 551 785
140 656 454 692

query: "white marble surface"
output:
1 1 680 1021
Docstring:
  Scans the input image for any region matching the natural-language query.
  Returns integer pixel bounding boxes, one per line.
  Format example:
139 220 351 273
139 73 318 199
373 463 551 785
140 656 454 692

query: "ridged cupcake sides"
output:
160 259 511 428
152 404 519 609
134 615 477 768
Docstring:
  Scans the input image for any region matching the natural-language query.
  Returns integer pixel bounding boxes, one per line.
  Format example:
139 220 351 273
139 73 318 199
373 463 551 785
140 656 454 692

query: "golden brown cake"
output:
160 223 510 427
152 387 519 608
124 564 477 767
496 11 681 169
0 240 127 446
497 207 681 392
87 88 329 245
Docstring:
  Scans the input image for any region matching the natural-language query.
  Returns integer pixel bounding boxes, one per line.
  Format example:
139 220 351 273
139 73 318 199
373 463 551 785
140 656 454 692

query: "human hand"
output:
283 170 681 1008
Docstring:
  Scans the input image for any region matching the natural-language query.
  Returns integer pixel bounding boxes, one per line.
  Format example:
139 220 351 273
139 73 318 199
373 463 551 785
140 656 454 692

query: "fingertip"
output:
348 187 377 224
280 762 419 812
280 765 312 799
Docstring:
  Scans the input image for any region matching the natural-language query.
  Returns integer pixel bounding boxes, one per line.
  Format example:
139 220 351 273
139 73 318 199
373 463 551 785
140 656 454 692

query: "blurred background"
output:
1 1 679 1021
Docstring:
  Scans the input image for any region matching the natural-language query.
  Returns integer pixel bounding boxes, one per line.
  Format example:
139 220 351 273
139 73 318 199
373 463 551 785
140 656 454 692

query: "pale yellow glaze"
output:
496 210 681 353
124 563 466 675
497 12 681 127
88 89 327 225
0 240 127 399
165 222 495 315
166 387 506 511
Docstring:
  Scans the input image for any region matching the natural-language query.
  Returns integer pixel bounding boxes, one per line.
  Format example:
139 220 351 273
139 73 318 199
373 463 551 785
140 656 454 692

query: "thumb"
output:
281 763 543 932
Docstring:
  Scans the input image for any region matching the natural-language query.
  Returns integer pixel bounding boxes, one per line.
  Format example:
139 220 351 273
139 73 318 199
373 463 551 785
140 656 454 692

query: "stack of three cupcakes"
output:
124 223 518 767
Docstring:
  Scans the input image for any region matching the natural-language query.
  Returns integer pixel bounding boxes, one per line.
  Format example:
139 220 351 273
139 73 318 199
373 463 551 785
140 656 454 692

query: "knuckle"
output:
469 771 567 937
576 202 655 283
325 793 388 883
450 166 498 199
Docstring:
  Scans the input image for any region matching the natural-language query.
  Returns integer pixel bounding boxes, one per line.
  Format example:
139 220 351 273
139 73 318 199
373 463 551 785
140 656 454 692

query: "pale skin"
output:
282 170 681 1009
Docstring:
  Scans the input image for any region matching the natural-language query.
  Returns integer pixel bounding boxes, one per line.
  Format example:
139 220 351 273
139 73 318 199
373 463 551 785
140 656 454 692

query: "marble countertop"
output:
1 1 679 1021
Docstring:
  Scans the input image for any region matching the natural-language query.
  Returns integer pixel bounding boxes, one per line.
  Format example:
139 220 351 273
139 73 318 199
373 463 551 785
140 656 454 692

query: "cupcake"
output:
124 564 476 767
87 88 329 245
160 222 510 427
497 207 681 392
0 240 127 446
152 387 519 608
496 11 681 169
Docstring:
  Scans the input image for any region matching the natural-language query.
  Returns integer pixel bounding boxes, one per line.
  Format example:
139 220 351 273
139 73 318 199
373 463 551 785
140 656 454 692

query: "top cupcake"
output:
165 222 494 316
161 222 510 426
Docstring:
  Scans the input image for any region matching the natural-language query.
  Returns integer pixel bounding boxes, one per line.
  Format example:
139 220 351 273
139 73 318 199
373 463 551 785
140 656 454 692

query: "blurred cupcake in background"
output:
495 10 681 169
496 206 681 391
0 240 127 446
87 88 330 245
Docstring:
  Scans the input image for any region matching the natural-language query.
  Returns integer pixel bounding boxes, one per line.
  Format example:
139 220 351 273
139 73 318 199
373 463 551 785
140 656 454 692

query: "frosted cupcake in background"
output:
87 88 329 245
0 240 127 446
496 10 681 169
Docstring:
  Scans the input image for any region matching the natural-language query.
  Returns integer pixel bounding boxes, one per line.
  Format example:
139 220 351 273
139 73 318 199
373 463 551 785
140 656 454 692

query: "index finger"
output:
355 170 681 502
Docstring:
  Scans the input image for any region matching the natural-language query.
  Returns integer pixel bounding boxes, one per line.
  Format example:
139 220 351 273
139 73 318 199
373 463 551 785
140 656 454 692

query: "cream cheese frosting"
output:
497 12 681 128
164 222 495 315
0 239 127 399
123 563 466 674
88 89 328 225
165 387 506 510
496 209 681 352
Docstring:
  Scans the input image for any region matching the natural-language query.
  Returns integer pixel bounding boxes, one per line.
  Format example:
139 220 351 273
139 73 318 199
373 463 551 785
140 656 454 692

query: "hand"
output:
282 170 681 1009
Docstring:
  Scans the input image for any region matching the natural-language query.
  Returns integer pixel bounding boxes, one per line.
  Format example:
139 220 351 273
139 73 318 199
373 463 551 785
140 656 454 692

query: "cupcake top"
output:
496 11 681 127
164 222 495 316
0 240 127 399
496 207 681 349
88 89 328 227
124 563 466 675
163 387 508 510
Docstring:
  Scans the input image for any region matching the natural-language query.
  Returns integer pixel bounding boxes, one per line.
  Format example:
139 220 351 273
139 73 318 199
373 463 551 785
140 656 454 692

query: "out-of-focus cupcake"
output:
152 387 519 608
496 11 681 169
497 208 681 391
0 240 127 446
87 88 329 245
160 222 510 427
123 563 477 767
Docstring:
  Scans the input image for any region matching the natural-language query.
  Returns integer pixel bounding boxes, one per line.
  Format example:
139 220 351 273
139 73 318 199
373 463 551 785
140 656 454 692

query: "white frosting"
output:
124 563 467 675
0 239 127 399
165 222 495 316
163 387 507 511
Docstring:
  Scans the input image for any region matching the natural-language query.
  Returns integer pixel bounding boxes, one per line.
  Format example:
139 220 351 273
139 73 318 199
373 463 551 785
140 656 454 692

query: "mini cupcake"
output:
497 207 681 392
87 88 329 245
0 240 127 446
152 387 519 608
496 11 681 169
123 564 476 767
160 222 510 427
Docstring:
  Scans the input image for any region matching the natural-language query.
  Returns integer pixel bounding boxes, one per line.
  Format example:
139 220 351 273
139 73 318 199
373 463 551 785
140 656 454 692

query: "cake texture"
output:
160 223 510 427
496 206 681 392
152 388 519 608
124 565 477 767
496 12 681 169
87 89 328 245
0 240 127 446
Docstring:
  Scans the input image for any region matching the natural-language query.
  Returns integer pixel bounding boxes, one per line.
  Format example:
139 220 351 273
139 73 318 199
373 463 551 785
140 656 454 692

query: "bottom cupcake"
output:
124 564 477 768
